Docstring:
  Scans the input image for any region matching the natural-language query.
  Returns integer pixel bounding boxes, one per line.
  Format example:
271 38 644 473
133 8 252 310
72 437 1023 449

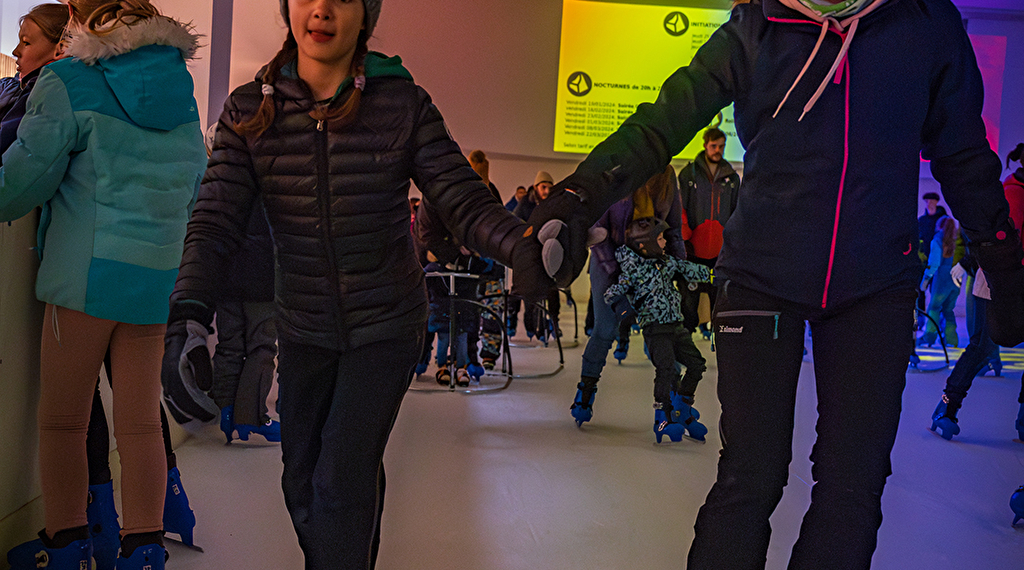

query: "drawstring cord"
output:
773 0 889 120
799 19 858 121
773 19 832 119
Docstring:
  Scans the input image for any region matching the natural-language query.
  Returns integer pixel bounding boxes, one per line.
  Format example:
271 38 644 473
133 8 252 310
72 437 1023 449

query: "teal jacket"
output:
0 16 207 324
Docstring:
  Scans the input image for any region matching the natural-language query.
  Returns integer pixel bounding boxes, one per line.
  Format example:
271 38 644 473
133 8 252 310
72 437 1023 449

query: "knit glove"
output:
971 223 1024 347
526 184 593 288
162 302 218 424
510 233 555 304
607 293 636 323
949 263 967 289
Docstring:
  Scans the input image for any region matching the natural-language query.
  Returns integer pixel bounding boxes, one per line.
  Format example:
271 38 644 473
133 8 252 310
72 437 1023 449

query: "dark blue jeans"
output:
687 282 915 570
277 334 421 570
943 279 999 409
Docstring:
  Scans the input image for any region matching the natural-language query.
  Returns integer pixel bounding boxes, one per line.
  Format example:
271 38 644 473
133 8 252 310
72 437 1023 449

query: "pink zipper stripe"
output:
821 63 851 309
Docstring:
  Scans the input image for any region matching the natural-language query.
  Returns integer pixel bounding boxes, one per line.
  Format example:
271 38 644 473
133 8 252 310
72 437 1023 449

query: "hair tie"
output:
261 84 274 96
354 75 366 91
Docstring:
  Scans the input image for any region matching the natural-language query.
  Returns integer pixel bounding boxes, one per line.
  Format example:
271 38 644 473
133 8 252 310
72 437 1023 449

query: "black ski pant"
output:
277 333 421 570
687 281 915 570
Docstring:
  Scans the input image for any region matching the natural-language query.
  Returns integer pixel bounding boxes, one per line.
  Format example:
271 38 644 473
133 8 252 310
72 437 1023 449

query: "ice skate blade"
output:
164 535 204 552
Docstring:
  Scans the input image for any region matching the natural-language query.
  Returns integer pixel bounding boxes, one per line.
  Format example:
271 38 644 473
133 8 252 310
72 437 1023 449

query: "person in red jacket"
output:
678 127 740 335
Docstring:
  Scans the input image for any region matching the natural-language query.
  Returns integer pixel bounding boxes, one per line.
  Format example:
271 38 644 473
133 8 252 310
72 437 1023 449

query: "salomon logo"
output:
718 325 743 333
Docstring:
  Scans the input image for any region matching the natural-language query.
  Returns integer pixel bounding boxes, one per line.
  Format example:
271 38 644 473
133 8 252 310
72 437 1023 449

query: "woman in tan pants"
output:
0 2 207 568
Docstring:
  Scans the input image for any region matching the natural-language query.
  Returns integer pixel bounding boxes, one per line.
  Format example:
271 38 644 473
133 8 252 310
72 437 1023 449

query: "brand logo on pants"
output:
718 325 743 334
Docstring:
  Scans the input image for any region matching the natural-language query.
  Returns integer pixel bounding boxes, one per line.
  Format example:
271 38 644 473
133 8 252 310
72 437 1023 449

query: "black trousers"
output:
687 281 916 570
642 322 705 407
277 333 421 570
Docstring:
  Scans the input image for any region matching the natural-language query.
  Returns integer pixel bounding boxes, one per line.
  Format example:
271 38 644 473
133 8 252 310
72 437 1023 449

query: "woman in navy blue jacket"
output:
530 0 1022 568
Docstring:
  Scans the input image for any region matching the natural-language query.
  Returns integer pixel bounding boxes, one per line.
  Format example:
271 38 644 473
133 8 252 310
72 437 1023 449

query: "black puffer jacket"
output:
173 53 526 351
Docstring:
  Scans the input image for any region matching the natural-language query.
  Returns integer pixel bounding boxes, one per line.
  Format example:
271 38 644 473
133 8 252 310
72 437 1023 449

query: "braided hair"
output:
234 31 369 138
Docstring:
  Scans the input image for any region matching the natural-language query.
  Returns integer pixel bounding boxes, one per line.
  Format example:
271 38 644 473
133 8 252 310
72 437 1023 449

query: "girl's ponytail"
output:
233 34 298 138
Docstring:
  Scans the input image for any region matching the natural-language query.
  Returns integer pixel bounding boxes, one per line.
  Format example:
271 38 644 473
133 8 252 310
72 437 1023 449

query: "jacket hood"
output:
63 16 200 65
63 17 201 131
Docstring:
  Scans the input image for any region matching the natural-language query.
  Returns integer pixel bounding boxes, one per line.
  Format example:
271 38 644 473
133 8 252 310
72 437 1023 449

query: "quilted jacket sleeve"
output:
171 94 260 308
409 86 527 266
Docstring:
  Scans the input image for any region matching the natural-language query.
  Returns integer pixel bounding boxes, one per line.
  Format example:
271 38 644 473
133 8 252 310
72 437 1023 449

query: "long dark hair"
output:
939 216 957 259
234 31 369 138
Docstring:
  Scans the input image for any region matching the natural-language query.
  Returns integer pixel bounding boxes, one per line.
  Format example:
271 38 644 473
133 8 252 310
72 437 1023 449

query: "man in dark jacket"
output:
678 127 740 333
527 0 1024 568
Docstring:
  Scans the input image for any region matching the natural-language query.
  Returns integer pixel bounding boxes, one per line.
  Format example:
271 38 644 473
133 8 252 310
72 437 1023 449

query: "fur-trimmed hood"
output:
64 15 200 65
54 15 201 131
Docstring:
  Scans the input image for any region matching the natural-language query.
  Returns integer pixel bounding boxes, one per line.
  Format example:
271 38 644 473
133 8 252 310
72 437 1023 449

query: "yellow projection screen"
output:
555 0 741 163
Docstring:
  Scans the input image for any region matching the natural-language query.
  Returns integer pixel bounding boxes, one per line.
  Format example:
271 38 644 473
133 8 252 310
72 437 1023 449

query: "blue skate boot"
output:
613 340 629 363
414 362 428 375
7 528 93 570
236 416 281 443
466 362 485 383
163 466 196 548
88 481 121 570
1012 485 1024 525
669 392 707 442
570 377 598 427
1015 402 1024 441
653 406 686 444
929 396 960 440
116 542 165 570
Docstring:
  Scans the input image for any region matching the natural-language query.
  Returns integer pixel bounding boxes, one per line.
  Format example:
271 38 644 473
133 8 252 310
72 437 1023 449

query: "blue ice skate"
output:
570 379 597 427
613 340 629 363
7 531 93 570
1012 485 1024 525
669 392 707 442
653 408 686 443
236 417 281 443
116 543 165 570
163 466 197 548
929 399 960 440
414 362 428 375
466 363 485 383
88 480 120 570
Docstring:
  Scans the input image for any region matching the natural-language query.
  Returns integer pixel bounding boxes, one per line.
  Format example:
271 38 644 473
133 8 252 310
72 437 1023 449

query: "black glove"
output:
526 185 592 288
162 301 218 424
971 223 1024 347
607 294 636 323
510 233 555 304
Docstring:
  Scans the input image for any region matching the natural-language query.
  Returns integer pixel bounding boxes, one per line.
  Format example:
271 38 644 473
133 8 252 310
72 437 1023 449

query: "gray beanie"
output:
280 0 382 38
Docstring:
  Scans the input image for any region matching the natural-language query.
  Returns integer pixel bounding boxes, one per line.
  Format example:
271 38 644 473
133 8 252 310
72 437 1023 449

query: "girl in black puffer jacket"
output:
162 1 548 568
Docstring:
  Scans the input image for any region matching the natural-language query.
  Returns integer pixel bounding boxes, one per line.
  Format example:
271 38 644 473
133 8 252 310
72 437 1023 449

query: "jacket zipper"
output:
766 16 851 309
315 123 345 347
715 310 780 339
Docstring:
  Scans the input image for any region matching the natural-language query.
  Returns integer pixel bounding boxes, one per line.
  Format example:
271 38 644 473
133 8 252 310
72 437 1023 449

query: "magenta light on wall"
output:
970 33 1007 155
